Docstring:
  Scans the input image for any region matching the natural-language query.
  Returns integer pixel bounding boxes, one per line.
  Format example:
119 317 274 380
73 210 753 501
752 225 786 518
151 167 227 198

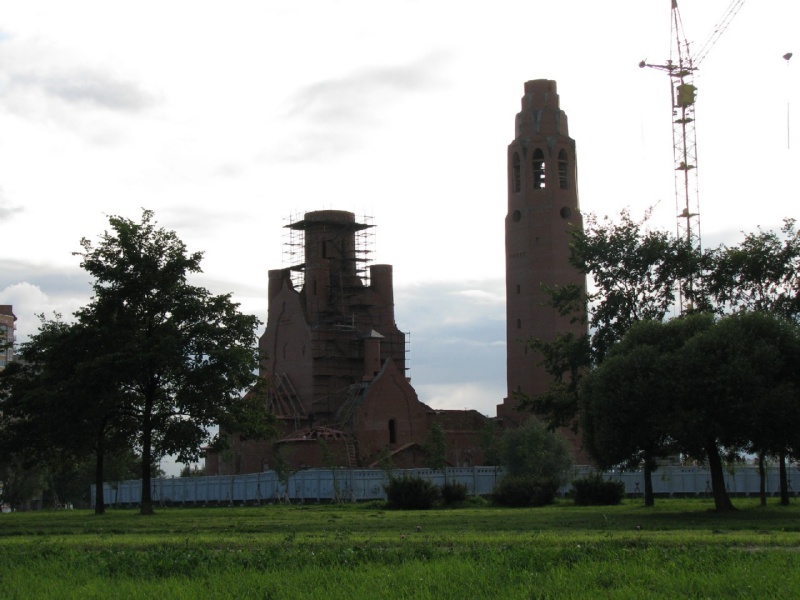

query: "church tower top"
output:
515 79 569 139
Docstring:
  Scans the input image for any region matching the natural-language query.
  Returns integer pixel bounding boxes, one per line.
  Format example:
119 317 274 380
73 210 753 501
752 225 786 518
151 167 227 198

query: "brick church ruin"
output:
206 79 586 474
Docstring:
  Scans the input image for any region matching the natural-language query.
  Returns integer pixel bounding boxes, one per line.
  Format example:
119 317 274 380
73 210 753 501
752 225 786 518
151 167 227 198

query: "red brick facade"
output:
207 80 589 475
206 211 488 474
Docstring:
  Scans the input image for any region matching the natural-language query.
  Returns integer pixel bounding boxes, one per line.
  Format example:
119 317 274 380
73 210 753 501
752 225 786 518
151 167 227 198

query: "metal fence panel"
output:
91 465 800 507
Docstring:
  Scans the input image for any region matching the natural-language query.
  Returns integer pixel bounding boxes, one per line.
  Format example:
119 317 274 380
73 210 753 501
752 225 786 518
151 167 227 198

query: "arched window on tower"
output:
388 419 397 445
512 152 521 193
558 149 569 189
533 149 546 189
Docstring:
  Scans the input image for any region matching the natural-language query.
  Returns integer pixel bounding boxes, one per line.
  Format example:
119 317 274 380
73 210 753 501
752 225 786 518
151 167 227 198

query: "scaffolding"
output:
282 211 375 290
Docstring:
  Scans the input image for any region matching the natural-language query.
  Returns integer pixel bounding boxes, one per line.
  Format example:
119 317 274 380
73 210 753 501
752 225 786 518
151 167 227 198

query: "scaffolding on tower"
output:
282 212 375 290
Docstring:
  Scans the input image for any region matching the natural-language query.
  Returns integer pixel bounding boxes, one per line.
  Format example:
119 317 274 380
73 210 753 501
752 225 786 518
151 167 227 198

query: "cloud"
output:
0 282 86 343
8 68 156 113
0 34 159 137
397 278 505 328
413 381 505 417
453 289 505 305
268 52 450 162
0 258 93 342
394 278 506 414
286 55 445 123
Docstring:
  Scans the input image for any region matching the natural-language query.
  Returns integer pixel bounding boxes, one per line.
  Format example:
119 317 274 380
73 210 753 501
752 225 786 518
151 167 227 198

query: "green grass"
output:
2 498 800 598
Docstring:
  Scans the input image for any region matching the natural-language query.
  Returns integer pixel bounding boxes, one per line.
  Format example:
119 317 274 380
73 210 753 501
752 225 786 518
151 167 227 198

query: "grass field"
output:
2 498 799 599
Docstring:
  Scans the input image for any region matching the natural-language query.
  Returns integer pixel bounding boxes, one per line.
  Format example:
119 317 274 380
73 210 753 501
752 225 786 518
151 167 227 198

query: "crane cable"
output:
691 0 747 67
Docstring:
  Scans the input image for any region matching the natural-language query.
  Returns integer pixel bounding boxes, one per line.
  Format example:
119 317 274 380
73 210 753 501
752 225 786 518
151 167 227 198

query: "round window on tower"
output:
512 210 522 222
560 206 572 219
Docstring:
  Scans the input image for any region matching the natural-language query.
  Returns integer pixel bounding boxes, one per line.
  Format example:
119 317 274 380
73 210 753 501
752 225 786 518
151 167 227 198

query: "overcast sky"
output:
1 1 797 431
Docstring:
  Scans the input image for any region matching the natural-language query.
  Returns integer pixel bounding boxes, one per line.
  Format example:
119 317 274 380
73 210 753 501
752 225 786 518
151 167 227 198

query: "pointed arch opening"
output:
512 152 521 193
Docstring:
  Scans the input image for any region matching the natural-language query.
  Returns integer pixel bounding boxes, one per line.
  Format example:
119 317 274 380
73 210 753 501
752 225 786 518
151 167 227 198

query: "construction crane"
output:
640 0 746 308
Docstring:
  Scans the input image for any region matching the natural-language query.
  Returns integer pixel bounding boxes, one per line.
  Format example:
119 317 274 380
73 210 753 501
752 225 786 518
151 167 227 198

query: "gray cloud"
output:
9 68 157 112
0 259 90 299
0 260 92 342
268 52 450 162
0 258 265 343
287 56 445 122
396 279 505 389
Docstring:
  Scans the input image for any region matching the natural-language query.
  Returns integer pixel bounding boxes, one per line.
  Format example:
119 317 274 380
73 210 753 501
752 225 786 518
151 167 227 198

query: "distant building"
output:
0 305 15 371
206 211 488 474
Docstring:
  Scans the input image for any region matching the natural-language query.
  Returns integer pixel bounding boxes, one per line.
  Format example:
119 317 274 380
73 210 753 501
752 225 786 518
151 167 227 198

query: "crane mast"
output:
640 0 746 309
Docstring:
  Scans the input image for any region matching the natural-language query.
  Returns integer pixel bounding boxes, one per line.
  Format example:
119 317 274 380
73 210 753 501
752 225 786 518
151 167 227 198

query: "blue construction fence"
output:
91 464 799 508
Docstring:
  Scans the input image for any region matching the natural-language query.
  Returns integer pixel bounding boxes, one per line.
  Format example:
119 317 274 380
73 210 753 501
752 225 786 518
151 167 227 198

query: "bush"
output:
441 482 468 505
571 473 625 505
384 475 440 510
492 475 559 507
495 418 573 485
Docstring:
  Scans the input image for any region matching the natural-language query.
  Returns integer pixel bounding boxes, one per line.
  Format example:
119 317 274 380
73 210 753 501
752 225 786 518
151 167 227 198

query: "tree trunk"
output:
706 439 735 512
643 449 655 507
140 398 154 515
779 450 790 506
758 451 767 507
94 436 106 516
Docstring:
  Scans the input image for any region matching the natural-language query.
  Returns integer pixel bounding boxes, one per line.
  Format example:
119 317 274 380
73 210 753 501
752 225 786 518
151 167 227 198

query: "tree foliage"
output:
677 312 800 507
423 423 448 472
583 311 800 512
580 319 683 506
489 418 574 506
523 208 692 431
526 209 800 511
1 210 273 515
574 208 694 361
0 316 134 513
75 210 272 514
704 218 800 320
0 452 48 509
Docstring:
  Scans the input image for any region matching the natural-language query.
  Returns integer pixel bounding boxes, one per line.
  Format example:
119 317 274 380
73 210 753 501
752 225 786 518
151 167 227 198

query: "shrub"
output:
441 482 468 505
492 475 559 507
495 418 573 485
571 473 625 505
384 475 440 510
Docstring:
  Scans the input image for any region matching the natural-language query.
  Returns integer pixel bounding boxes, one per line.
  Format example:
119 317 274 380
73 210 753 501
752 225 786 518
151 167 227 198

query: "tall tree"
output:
666 311 800 511
698 312 800 506
65 210 268 514
528 212 800 512
581 313 747 512
704 219 800 499
75 210 269 514
580 320 681 506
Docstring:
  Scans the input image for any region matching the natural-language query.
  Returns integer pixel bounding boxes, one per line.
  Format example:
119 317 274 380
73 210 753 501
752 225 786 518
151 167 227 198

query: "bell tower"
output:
498 79 586 423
